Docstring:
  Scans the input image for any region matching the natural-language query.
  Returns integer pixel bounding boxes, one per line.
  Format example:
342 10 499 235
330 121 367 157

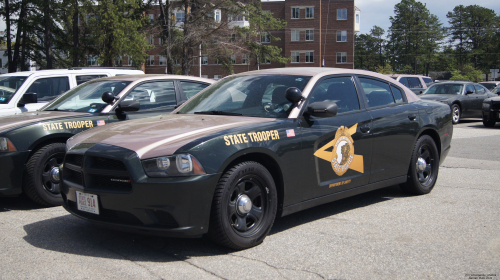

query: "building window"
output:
306 7 314 19
159 56 167 65
115 57 122 67
201 56 208 65
261 32 270 43
260 55 270 64
201 75 208 79
291 52 300 63
305 52 314 63
242 54 249 64
356 14 360 24
215 58 221 65
337 52 347 63
214 9 221 22
148 35 154 45
337 8 347 20
149 14 154 24
230 55 236 64
305 29 314 41
126 57 132 66
291 8 299 19
291 30 300 41
87 56 98 66
158 37 163 45
175 11 185 22
229 34 236 42
337 30 347 42
214 75 222 80
146 55 155 66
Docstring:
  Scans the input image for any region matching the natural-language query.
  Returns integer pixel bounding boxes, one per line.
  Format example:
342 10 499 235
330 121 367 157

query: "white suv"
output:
0 68 144 116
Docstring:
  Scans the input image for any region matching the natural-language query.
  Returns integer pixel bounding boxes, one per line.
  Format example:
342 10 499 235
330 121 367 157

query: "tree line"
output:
355 0 500 80
0 0 288 75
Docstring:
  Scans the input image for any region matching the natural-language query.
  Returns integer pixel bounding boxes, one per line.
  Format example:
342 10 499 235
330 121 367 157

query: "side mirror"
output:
117 100 140 112
102 91 117 104
307 101 338 118
285 87 304 103
18 92 37 107
466 90 474 95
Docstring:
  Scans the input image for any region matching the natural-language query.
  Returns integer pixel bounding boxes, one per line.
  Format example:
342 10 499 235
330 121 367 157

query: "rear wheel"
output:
400 135 439 195
208 161 277 250
23 143 66 206
451 104 461 124
483 119 496 127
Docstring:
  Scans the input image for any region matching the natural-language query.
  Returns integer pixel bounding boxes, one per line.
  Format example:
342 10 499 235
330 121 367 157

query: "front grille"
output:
87 156 127 171
68 200 142 225
63 167 83 185
86 174 132 192
65 154 83 167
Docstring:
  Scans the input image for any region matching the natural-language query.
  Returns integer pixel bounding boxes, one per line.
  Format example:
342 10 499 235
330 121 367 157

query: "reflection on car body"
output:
60 68 453 249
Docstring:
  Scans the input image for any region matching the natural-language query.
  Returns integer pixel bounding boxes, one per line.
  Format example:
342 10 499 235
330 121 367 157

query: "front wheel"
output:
451 104 461 124
23 143 66 206
208 161 277 250
483 119 496 127
400 135 439 195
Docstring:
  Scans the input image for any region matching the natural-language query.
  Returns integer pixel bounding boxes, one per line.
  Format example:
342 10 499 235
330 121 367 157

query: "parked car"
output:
489 85 500 95
0 67 144 117
60 67 452 249
419 81 496 124
479 81 500 91
0 74 214 206
482 96 500 127
388 74 433 94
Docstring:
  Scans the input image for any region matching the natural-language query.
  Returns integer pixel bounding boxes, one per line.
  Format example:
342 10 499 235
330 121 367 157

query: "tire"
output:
400 135 439 195
208 161 277 250
23 143 66 206
451 104 461 124
483 119 496 127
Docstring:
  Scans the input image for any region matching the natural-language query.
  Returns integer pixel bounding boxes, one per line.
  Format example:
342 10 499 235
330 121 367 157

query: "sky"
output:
355 0 500 34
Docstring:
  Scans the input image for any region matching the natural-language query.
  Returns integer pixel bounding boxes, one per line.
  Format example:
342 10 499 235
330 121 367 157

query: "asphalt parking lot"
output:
1 119 499 280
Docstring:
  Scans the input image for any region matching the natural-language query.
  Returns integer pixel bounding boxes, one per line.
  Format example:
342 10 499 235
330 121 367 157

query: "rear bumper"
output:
0 151 30 196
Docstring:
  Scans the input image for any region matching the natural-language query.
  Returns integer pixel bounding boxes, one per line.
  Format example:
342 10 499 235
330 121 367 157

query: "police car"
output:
60 68 453 249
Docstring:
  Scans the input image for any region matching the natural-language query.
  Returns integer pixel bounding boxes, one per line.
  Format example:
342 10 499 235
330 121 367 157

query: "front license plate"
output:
76 191 99 215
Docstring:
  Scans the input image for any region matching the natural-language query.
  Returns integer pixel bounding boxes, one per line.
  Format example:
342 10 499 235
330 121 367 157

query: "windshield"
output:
43 80 131 112
423 84 463 95
0 76 27 104
481 83 497 90
177 75 312 118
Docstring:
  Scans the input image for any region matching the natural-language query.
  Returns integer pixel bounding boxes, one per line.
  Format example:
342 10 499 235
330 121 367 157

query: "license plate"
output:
76 191 99 215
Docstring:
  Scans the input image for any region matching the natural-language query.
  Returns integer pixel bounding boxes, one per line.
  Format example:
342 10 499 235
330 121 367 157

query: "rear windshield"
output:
481 83 497 90
0 76 27 104
43 80 131 113
423 84 463 95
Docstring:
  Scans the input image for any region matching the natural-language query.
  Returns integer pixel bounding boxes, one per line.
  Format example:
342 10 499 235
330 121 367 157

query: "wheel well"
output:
418 129 442 158
222 153 285 217
28 137 68 160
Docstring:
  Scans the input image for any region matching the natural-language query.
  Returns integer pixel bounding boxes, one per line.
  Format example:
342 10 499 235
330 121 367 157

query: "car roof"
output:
388 74 432 78
0 68 143 77
96 74 215 84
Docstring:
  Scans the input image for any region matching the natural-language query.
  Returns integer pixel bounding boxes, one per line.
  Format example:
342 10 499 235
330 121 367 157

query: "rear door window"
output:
390 85 405 103
76 75 108 85
422 78 433 86
26 76 70 102
359 77 395 108
125 81 176 111
180 81 209 99
407 77 422 88
398 77 409 88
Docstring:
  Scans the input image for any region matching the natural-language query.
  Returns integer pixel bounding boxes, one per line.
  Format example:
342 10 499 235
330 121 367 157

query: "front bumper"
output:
0 151 30 196
60 143 220 237
483 105 500 122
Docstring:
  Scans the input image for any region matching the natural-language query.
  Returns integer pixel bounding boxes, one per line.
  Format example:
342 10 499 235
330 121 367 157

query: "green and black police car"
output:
0 75 213 206
60 68 453 249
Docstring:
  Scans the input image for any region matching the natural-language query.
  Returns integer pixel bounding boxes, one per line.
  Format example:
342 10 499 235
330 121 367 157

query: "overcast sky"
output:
355 0 500 34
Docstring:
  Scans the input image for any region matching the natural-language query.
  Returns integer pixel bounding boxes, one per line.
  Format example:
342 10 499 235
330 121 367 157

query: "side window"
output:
125 81 176 111
76 75 108 85
422 78 433 86
398 77 409 88
309 76 360 113
390 85 404 103
465 85 475 94
474 85 486 95
359 77 395 108
180 81 209 99
26 77 70 102
407 77 422 88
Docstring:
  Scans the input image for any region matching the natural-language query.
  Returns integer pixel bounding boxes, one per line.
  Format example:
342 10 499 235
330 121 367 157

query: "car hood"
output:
484 96 500 102
0 111 89 134
419 94 458 101
67 114 275 159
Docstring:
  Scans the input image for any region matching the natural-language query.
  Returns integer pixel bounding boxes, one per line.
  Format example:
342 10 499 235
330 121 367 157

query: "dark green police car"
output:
61 68 453 249
0 75 213 206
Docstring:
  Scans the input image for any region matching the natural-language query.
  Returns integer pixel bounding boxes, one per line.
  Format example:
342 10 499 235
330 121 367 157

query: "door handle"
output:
360 126 371 133
408 114 417 121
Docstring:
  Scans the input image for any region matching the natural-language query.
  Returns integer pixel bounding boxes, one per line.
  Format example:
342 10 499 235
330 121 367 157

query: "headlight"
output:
439 100 449 105
0 137 17 152
482 102 491 110
142 154 206 177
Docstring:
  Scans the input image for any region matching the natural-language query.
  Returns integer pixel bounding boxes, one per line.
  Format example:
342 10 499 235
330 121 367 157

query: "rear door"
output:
357 76 420 183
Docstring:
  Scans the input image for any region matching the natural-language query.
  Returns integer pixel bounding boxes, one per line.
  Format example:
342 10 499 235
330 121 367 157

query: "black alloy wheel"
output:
208 161 277 250
401 135 439 195
451 104 461 124
23 143 66 206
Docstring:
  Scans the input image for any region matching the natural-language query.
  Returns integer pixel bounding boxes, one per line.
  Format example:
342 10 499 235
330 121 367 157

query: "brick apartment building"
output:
144 0 360 79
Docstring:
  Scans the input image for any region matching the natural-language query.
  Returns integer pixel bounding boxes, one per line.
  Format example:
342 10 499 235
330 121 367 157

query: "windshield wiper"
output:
194 110 242 116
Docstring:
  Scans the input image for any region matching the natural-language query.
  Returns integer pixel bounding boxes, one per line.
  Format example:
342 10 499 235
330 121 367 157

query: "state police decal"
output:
314 123 364 176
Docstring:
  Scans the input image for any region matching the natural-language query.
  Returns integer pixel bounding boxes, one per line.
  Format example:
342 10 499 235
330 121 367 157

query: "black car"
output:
0 75 213 206
419 81 496 124
60 68 453 249
482 96 500 127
